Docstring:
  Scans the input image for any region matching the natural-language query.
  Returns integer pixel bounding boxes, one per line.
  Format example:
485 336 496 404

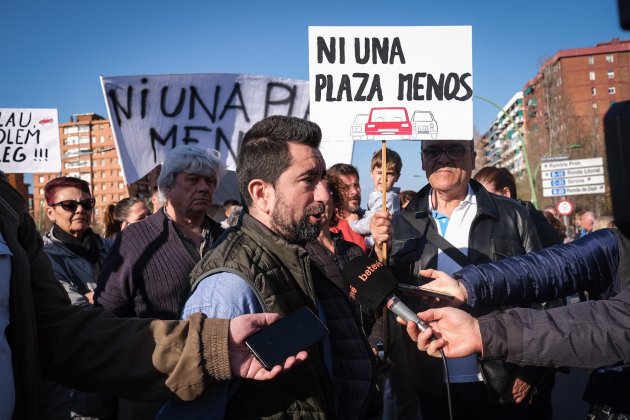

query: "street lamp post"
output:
474 95 538 208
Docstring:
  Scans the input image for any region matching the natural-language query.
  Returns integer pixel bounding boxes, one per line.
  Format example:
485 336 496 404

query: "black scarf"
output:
52 224 101 265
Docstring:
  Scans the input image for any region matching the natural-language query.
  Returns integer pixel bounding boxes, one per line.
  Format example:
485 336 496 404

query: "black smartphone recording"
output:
397 283 455 301
244 306 329 371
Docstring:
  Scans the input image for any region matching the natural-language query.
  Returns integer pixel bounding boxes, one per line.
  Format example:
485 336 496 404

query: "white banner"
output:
101 74 309 184
0 108 61 173
309 26 473 166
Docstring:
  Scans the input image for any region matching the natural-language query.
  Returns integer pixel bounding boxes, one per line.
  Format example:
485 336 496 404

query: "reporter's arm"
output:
479 286 630 369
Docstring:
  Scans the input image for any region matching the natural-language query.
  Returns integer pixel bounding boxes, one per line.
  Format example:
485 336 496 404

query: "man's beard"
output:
345 196 360 213
271 196 323 246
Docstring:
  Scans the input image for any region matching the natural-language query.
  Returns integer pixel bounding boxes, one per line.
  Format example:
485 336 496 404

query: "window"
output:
589 71 596 81
78 136 90 144
608 71 614 79
609 87 616 95
38 176 45 183
592 103 598 109
591 87 597 96
100 136 105 143
77 125 89 133
606 54 614 63
588 56 594 65
64 136 79 146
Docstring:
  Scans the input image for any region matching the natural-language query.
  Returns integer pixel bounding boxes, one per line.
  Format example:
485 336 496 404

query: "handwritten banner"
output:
101 74 309 184
309 26 473 165
0 108 61 173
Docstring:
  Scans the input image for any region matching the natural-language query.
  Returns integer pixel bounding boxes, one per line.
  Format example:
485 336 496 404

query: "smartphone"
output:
397 283 455 301
245 306 329 371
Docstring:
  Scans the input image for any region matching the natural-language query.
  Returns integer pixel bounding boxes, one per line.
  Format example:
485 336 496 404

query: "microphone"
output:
342 256 429 332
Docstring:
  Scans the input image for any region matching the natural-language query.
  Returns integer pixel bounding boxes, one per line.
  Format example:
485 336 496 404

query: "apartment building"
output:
477 92 525 176
32 113 154 232
478 38 629 211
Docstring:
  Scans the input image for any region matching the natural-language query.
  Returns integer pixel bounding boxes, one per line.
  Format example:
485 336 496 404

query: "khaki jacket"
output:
0 174 231 419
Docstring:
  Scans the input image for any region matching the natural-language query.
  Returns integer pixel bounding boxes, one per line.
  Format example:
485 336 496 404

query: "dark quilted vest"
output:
190 214 336 419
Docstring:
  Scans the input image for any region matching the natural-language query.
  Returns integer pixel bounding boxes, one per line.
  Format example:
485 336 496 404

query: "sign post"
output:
541 157 605 198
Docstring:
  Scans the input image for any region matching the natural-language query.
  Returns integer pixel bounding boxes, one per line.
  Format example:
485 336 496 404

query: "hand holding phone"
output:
245 307 329 371
397 283 455 301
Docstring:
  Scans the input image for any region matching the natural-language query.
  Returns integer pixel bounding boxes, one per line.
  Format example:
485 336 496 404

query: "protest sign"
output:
0 108 61 173
101 74 309 184
309 26 473 165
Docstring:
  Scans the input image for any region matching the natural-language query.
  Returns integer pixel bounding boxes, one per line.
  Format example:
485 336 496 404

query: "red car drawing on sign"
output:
39 118 54 125
365 107 412 140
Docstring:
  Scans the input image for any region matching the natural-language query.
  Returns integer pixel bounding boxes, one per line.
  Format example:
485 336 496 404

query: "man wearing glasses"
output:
370 140 542 420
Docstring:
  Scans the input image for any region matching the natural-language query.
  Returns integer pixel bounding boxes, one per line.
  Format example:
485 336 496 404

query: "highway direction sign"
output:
543 184 605 197
541 175 605 188
540 157 603 171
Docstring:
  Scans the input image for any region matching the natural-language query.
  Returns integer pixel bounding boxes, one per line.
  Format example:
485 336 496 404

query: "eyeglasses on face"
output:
48 198 96 212
422 147 471 161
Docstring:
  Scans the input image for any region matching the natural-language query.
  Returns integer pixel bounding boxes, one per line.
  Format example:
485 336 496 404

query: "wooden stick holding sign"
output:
381 140 388 262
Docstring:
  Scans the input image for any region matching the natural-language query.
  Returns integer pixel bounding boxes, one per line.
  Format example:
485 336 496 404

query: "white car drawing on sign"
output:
350 114 369 140
411 111 438 139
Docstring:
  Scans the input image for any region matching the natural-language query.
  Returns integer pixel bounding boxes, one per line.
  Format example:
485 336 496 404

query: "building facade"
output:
479 38 629 212
32 113 155 233
477 92 525 177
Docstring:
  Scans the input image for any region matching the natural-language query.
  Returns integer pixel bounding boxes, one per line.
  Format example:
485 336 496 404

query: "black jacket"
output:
391 180 541 291
468 228 630 411
383 180 542 394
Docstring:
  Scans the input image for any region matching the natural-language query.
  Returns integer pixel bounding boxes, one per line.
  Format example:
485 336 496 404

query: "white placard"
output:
309 26 473 166
0 108 61 173
101 74 309 184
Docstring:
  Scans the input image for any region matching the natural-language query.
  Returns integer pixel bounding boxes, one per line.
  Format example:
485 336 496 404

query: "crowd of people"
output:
1 113 627 420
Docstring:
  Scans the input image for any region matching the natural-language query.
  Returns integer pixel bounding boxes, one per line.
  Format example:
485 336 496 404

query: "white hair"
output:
157 145 226 205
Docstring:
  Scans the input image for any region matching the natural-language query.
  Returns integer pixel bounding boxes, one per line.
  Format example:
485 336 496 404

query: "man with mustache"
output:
326 163 369 253
159 116 380 419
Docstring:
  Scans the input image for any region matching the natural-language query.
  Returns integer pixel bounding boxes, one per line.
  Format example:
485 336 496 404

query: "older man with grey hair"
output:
95 145 226 418
370 139 543 420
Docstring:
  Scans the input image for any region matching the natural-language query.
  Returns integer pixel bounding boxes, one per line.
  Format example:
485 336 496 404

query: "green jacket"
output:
191 213 379 419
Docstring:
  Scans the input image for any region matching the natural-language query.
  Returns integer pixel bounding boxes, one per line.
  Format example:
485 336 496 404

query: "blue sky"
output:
1 0 626 203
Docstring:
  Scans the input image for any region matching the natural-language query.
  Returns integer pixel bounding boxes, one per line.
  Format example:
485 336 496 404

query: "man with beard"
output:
326 163 368 253
158 116 380 419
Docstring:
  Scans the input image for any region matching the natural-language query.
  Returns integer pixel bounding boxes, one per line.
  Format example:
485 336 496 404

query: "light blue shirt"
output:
158 272 264 419
430 193 483 384
0 232 15 420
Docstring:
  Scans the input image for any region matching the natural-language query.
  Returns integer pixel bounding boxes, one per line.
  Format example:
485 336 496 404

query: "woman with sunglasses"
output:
42 176 115 419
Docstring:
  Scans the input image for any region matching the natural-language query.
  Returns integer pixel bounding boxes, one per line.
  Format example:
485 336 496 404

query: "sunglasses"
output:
422 147 471 161
49 198 96 212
